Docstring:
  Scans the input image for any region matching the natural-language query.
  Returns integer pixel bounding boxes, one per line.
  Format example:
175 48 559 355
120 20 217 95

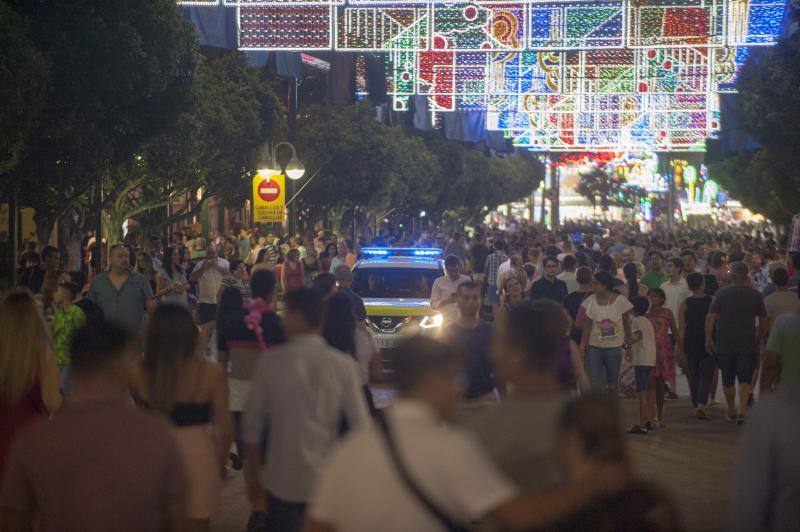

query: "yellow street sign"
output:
253 173 285 223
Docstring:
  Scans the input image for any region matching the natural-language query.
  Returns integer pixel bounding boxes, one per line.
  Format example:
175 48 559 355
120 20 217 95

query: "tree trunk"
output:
61 208 85 271
34 211 54 250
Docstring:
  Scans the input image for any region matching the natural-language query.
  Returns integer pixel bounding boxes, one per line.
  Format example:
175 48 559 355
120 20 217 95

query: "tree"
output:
0 1 46 175
294 105 442 226
708 12 800 225
4 0 199 246
104 49 286 244
709 148 800 226
577 166 646 212
294 106 544 229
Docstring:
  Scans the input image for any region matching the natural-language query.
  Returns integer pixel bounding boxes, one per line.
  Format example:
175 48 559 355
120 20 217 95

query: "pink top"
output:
283 262 306 290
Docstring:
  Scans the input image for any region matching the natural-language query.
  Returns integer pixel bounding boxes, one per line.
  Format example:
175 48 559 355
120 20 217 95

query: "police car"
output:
351 248 445 350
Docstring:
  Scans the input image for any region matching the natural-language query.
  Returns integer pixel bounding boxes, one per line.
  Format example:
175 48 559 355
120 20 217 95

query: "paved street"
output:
212 383 741 532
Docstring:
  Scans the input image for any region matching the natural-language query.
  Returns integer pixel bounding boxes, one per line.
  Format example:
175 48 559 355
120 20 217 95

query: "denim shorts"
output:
634 365 654 392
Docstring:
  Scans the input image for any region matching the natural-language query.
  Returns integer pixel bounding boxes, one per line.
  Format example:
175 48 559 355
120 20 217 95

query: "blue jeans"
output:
586 346 622 396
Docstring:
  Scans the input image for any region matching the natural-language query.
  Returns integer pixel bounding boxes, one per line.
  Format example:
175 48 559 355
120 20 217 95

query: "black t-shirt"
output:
442 322 495 398
76 298 105 327
709 285 766 355
339 287 367 322
19 266 45 294
530 277 568 303
563 290 591 343
470 244 490 274
217 308 286 352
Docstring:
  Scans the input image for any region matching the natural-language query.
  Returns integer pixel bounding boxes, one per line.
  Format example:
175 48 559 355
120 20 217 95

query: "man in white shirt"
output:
660 257 690 400
557 254 579 294
190 244 230 326
306 335 627 532
243 288 369 532
660 257 690 319
430 255 471 326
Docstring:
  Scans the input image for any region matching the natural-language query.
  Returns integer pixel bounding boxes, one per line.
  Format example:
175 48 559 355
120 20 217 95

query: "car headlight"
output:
419 313 444 329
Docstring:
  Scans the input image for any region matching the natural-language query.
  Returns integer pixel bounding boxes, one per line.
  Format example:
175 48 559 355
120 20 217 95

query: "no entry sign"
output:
253 174 285 223
258 180 281 202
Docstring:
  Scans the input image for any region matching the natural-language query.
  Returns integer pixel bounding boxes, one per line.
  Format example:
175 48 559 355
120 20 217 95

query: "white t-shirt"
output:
431 274 471 325
631 315 656 366
660 278 690 321
353 326 379 386
581 294 633 348
308 400 517 532
195 258 230 304
496 259 512 288
557 271 578 294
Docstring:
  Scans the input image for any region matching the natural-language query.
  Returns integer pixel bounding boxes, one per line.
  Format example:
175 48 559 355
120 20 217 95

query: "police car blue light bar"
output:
361 247 442 258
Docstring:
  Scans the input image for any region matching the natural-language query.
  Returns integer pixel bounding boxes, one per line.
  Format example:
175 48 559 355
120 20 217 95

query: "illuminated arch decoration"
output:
180 0 788 151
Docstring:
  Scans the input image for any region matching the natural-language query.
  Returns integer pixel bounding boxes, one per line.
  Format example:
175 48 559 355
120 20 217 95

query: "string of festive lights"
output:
181 0 788 151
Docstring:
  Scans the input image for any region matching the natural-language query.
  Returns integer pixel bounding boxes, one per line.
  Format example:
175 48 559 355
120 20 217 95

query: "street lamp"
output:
258 141 305 180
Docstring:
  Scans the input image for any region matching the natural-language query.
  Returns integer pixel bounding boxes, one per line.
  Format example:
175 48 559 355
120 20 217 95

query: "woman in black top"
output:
678 272 714 419
562 266 593 344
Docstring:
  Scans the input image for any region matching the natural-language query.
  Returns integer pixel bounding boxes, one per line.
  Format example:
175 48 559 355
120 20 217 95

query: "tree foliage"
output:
105 50 286 243
709 19 800 225
2 0 199 242
577 166 647 210
294 105 544 225
0 2 46 174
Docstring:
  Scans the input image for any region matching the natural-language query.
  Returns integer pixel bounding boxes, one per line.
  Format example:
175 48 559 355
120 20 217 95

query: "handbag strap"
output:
375 411 468 532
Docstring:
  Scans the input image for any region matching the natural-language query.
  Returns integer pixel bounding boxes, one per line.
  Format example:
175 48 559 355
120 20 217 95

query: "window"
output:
352 267 442 299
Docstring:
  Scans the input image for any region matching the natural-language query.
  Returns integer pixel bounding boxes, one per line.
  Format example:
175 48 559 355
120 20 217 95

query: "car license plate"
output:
377 337 400 349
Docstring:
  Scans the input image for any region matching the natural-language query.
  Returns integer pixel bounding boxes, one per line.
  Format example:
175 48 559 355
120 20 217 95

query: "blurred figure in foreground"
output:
553 395 683 532
0 291 62 477
306 335 629 532
0 321 186 532
729 384 800 532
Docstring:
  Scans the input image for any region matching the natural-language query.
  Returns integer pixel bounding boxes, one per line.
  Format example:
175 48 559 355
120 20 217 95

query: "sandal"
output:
695 410 709 420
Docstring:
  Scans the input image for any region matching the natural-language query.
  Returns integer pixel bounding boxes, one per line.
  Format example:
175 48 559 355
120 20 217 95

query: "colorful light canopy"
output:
180 0 788 151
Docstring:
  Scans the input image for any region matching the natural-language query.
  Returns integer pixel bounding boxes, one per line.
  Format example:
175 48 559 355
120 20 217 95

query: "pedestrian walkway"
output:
211 387 739 532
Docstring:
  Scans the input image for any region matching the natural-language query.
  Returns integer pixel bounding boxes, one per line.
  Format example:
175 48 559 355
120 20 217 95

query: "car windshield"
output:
352 267 442 299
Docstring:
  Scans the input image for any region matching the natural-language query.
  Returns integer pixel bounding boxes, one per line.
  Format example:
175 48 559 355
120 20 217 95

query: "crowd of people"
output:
1 217 799 531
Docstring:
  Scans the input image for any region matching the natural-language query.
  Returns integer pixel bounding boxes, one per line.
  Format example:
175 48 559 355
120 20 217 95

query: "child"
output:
52 281 86 387
627 297 657 434
678 273 714 419
555 395 683 531
647 288 682 428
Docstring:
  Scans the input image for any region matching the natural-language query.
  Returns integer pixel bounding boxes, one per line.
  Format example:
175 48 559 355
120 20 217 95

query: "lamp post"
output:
257 142 305 235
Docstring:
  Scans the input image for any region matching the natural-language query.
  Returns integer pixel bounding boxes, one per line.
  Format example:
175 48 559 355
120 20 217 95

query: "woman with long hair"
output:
215 286 246 469
130 304 233 530
322 293 382 414
281 248 306 293
0 291 62 475
156 246 189 307
320 242 338 273
579 271 634 398
618 262 649 300
136 252 157 292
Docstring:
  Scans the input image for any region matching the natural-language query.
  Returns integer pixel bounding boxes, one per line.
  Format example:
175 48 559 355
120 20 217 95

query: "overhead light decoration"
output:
180 0 788 151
